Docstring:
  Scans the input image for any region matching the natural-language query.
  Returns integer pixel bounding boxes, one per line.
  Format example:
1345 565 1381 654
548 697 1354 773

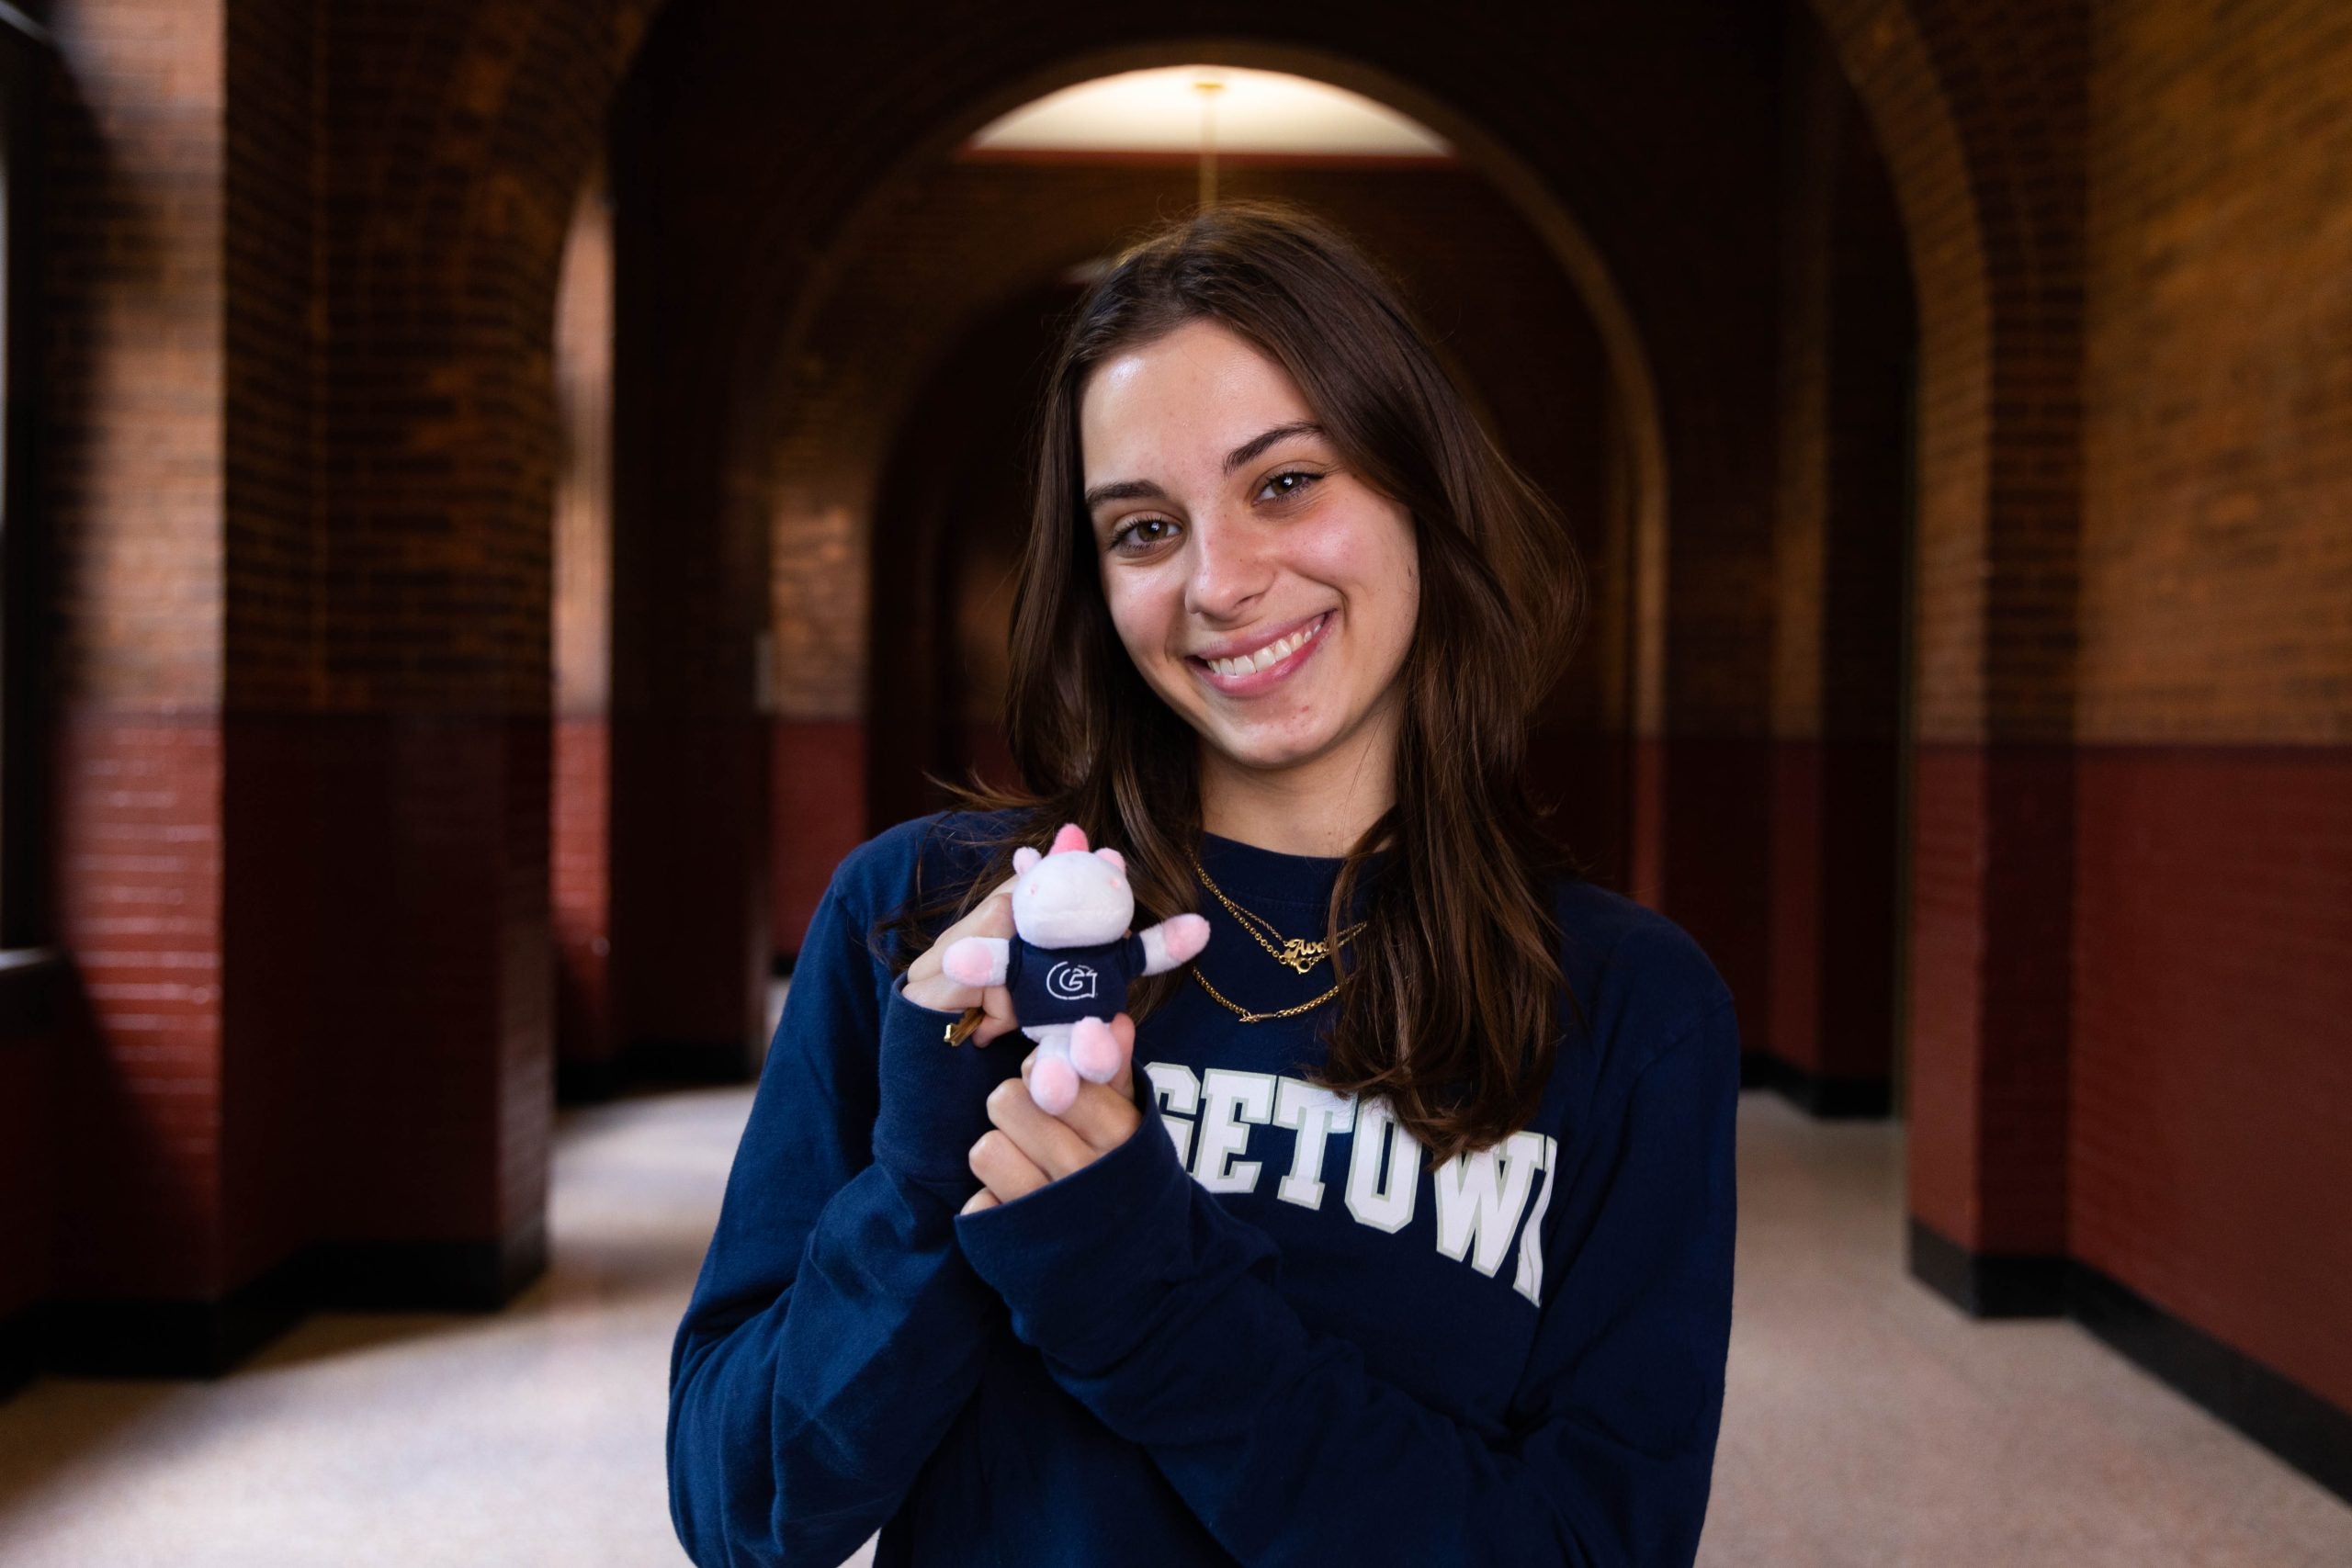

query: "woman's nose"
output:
1183 510 1273 620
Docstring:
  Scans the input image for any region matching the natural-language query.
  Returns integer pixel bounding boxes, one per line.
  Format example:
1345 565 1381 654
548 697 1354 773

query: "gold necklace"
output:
1186 844 1369 1022
1191 964 1343 1022
1188 849 1368 975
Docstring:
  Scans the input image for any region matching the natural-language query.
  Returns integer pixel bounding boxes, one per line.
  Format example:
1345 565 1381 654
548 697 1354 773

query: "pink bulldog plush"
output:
941 823 1210 1115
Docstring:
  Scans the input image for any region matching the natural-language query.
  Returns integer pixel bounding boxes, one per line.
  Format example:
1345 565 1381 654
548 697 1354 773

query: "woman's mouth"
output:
1186 610 1332 696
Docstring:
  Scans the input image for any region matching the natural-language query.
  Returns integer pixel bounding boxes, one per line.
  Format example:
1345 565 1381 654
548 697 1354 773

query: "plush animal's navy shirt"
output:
666 808 1741 1567
1003 931 1148 1027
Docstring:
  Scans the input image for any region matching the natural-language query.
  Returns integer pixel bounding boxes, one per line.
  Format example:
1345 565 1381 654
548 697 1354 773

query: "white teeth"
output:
1205 613 1324 681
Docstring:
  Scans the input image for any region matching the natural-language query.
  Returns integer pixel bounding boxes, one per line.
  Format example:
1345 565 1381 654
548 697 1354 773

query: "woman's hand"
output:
963 1013 1141 1213
902 871 1023 1044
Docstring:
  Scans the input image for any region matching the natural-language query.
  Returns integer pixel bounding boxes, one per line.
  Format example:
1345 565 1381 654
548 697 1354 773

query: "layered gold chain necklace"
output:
1187 846 1369 1023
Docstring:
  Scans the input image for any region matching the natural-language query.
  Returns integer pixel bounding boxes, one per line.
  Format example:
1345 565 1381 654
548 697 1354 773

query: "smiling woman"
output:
668 198 1742 1568
1080 319 1422 799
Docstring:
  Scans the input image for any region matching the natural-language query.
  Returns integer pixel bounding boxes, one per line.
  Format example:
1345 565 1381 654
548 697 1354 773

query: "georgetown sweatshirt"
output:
666 808 1740 1567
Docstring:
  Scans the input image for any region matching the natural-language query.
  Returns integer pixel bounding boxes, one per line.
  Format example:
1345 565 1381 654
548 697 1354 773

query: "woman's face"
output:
1079 318 1419 784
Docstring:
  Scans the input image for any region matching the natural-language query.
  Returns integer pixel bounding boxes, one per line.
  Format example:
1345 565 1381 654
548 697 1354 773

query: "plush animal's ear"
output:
1094 847 1125 872
1050 821 1090 855
1013 846 1041 874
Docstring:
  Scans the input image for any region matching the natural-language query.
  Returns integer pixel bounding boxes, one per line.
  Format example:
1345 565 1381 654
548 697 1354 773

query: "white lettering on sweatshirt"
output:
1146 1057 1555 1297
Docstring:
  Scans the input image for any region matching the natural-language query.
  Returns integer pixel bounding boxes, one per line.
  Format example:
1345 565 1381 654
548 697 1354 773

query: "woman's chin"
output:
1200 721 1339 777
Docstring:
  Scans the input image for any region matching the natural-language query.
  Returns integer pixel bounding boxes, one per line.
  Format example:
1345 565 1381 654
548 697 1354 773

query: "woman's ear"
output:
1013 846 1042 874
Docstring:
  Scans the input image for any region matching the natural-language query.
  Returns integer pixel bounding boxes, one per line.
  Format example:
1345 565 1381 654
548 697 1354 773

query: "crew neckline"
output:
1194 828 1394 909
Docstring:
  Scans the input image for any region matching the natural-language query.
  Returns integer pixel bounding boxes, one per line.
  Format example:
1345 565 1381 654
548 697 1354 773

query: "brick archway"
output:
606 4 1790 1106
745 37 1669 942
1798 0 2086 1281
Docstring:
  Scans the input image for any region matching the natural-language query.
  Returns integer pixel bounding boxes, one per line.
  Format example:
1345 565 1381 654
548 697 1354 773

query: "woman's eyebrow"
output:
1220 420 1324 475
1081 477 1167 513
1081 421 1327 513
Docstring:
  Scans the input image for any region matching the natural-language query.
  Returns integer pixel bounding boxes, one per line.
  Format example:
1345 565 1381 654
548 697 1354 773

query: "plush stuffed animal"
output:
941 822 1210 1115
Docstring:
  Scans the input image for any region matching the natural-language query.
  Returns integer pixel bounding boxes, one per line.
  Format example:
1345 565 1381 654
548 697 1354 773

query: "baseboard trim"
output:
3 1215 549 1385
1906 1218 2070 1316
558 1036 758 1104
0 1302 51 1395
2068 1263 2352 1506
30 1289 306 1379
1742 1052 1893 1119
1909 1219 2352 1506
270 1213 548 1313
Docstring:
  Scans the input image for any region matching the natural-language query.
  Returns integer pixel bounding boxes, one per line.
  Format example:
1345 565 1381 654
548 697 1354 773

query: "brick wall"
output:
1767 8 1912 1093
1804 0 2089 1265
2071 0 2352 1415
0 1004 58 1347
552 166 616 1072
43 0 233 1300
31 0 651 1319
2077 1 2352 746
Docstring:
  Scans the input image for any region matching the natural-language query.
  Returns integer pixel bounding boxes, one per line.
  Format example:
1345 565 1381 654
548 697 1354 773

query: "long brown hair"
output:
876 197 1589 1168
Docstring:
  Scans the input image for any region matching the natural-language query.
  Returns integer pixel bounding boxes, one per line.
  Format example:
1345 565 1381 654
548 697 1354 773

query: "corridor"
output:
1 0 2346 1561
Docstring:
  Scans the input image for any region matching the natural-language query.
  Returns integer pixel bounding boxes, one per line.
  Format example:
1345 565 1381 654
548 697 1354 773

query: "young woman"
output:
667 198 1740 1568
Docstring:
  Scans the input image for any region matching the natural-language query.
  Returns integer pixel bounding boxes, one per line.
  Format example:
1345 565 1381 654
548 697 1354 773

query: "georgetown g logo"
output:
1044 960 1099 1001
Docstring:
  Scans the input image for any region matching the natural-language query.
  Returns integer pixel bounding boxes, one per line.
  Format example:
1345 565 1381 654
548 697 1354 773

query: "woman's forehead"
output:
1079 325 1315 478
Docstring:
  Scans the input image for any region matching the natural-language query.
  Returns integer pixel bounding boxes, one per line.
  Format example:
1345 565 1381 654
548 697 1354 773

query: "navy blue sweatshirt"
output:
667 808 1740 1567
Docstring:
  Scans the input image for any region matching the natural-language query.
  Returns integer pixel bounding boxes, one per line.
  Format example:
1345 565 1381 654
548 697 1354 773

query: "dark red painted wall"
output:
2070 747 2352 1416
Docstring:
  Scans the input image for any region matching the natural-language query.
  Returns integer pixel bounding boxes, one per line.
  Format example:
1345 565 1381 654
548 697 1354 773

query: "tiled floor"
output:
1 1036 2346 1565
1704 1098 2352 1565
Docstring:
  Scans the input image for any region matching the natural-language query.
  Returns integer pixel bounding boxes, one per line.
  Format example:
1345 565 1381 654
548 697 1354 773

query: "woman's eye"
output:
1104 472 1320 555
1108 516 1179 555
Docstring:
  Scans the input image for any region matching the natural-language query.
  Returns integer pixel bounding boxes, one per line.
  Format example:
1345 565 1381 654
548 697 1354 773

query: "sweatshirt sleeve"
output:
951 994 1741 1568
665 856 1028 1567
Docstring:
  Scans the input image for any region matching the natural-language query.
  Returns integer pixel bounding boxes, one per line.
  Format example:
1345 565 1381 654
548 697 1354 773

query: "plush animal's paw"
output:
940 937 995 988
1069 1015 1122 1083
1028 1053 1080 1116
1162 912 1211 964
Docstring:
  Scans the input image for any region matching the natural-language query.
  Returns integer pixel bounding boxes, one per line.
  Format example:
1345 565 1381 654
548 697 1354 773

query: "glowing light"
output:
966 64 1452 158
